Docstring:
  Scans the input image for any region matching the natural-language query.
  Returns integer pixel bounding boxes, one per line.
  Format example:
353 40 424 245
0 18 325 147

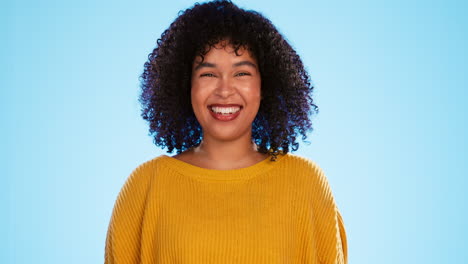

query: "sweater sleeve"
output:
104 160 153 264
304 157 348 264
337 209 348 264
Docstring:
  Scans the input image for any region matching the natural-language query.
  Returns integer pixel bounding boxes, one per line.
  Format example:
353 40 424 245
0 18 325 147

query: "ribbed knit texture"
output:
104 153 347 264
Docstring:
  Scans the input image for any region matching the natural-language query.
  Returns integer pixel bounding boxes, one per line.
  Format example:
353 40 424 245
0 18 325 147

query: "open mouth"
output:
209 105 242 115
207 104 243 121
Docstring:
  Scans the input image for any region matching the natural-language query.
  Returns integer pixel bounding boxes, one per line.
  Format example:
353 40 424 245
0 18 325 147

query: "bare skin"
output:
173 139 269 170
173 41 269 170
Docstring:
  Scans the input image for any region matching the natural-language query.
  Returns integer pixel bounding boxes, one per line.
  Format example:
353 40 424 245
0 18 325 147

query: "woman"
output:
105 1 347 263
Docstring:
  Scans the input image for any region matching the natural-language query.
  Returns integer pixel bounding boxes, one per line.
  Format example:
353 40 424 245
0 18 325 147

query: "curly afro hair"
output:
139 0 318 159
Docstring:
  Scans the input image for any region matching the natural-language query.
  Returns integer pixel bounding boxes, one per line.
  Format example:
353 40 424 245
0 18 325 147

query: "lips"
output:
209 104 242 114
209 103 242 107
207 104 243 121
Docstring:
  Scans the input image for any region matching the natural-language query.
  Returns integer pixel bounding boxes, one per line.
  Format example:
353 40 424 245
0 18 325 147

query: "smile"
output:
208 104 243 121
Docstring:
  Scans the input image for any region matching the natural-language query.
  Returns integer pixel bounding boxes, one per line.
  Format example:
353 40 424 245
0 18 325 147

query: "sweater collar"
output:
159 153 288 181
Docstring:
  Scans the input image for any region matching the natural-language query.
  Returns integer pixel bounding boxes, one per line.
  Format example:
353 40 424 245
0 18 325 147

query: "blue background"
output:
3 0 467 263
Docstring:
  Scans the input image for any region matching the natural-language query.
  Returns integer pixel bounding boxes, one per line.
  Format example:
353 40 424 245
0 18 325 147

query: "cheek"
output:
190 89 200 110
250 77 262 98
246 84 262 105
190 85 208 112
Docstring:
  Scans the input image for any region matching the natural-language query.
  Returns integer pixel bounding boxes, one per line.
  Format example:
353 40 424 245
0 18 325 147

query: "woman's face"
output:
191 42 261 143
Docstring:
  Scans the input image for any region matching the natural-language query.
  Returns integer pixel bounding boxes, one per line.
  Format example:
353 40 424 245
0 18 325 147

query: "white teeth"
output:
210 106 241 115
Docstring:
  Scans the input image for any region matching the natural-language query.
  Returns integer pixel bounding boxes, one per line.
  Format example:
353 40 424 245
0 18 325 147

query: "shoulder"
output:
282 153 336 202
117 155 168 196
129 154 173 175
282 153 327 179
110 156 167 220
282 153 320 167
126 156 158 181
106 156 167 262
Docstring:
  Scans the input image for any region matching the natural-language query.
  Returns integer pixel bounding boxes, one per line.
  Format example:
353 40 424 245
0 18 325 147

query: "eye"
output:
235 72 251 77
200 73 216 77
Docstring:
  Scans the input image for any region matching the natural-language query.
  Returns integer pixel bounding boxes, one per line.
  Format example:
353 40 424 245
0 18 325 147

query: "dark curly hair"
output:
139 0 318 160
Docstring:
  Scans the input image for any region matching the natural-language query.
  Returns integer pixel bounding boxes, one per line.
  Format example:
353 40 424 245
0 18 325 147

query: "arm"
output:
306 158 348 264
337 209 348 264
104 160 153 264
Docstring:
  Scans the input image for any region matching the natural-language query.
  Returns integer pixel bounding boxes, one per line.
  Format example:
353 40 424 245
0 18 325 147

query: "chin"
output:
203 126 251 142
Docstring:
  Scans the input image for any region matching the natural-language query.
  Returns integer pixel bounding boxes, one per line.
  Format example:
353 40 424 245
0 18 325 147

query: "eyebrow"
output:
193 60 258 71
233 61 257 69
194 62 216 71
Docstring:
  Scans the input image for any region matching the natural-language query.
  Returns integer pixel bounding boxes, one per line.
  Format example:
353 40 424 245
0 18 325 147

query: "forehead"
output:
193 41 256 64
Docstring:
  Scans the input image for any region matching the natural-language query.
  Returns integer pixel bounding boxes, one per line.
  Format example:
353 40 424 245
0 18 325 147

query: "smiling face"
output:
191 42 261 143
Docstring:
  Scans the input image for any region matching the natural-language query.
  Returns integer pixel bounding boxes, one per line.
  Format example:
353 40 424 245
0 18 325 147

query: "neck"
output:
191 132 267 169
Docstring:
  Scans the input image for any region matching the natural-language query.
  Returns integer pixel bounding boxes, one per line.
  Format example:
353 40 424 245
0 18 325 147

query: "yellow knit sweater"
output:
104 153 347 264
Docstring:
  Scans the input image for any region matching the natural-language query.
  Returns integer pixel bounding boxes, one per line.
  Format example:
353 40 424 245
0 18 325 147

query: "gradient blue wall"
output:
3 0 467 263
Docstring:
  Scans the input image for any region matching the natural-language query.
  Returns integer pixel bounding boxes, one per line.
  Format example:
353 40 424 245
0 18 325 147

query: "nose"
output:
214 77 236 98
